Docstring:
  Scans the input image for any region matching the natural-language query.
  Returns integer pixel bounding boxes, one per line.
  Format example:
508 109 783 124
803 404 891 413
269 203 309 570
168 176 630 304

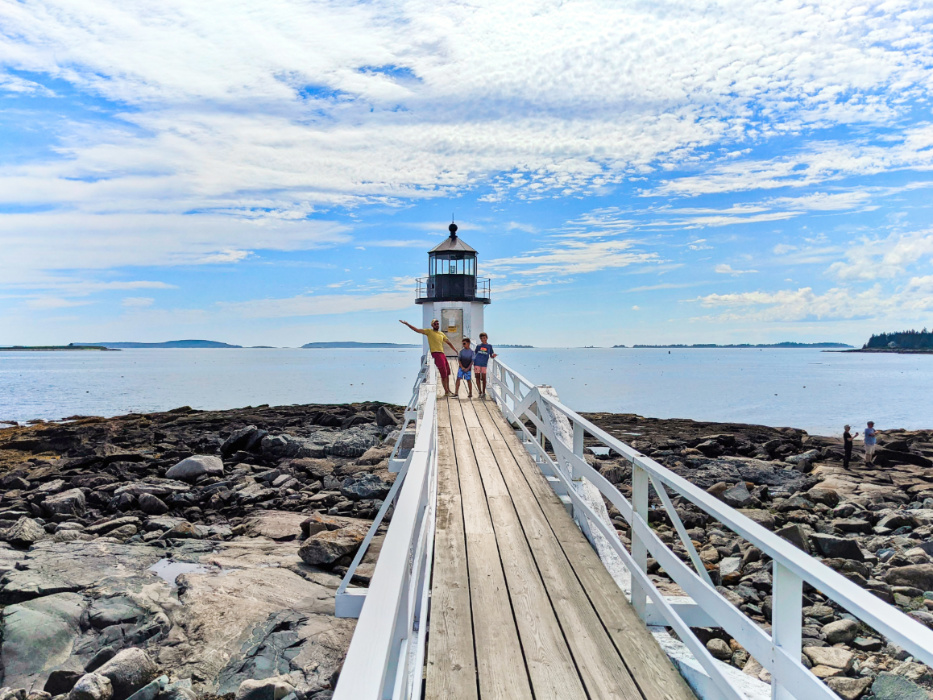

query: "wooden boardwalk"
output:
426 382 698 700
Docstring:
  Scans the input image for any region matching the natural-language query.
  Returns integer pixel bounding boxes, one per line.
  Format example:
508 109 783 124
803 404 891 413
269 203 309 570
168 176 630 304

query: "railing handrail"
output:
333 364 438 700
489 358 933 699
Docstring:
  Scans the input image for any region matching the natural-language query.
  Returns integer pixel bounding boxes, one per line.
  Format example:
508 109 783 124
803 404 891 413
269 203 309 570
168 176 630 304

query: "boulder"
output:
298 527 365 567
2 517 46 548
137 494 169 516
340 474 390 501
290 458 336 480
221 426 267 456
884 564 933 591
375 406 398 427
810 534 864 561
806 487 840 507
721 482 753 508
88 596 145 629
45 671 84 696
234 678 294 700
736 509 775 530
69 675 113 700
123 677 167 700
825 676 872 700
43 489 86 517
873 449 933 469
356 445 392 466
820 619 859 644
328 429 380 458
706 638 732 660
804 645 854 671
95 648 159 700
165 456 224 482
871 672 928 700
775 524 810 553
162 522 202 540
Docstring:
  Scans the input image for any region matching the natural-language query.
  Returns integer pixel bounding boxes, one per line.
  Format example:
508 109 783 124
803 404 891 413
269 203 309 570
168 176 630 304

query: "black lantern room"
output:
415 223 491 304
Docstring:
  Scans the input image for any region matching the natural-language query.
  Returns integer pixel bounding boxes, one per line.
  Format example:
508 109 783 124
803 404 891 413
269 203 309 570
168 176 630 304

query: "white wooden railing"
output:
488 359 933 700
333 359 438 700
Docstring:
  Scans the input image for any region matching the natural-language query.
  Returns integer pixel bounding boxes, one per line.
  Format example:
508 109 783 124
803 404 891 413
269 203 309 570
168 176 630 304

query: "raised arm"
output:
445 337 458 352
399 319 426 335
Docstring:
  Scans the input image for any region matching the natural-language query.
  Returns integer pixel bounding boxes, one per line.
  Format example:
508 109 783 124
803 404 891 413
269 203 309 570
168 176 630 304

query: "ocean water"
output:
1 347 930 436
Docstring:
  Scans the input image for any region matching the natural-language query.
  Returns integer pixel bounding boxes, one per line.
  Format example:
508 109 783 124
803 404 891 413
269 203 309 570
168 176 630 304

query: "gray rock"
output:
805 487 840 507
871 672 928 700
825 676 872 700
1 593 85 690
821 618 859 644
721 482 753 508
235 678 294 700
719 556 743 582
166 455 224 482
123 676 166 700
43 489 87 517
340 474 390 501
95 648 159 700
85 518 141 536
706 638 731 660
137 494 168 516
775 523 810 553
328 428 380 458
803 645 854 671
69 675 112 700
375 406 398 427
2 517 47 548
88 596 144 629
810 534 864 561
221 426 266 456
884 564 933 591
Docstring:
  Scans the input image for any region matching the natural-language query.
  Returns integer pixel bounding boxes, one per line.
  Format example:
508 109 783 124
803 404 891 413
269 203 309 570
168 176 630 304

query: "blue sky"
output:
2 0 933 347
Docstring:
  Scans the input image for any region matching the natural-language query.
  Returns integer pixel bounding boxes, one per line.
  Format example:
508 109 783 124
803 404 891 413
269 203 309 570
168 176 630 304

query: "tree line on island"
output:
861 329 933 352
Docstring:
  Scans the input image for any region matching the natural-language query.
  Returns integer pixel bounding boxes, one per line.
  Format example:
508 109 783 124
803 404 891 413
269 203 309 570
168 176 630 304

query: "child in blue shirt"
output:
455 337 475 398
473 332 497 398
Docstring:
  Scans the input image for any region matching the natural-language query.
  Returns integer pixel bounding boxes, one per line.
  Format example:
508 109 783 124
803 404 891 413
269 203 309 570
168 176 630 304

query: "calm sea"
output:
1 348 930 436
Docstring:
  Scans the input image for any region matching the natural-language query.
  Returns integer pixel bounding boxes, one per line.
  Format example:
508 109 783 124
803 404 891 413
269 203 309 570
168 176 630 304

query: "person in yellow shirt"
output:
400 318 458 396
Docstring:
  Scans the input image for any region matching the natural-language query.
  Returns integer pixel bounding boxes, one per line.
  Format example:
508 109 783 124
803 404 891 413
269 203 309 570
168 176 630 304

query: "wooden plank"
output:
468 401 646 700
475 400 698 700
425 399 479 700
446 398 534 700
450 399 588 700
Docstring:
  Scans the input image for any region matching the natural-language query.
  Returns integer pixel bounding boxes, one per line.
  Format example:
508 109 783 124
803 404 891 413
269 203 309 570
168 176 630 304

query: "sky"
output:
1 0 933 348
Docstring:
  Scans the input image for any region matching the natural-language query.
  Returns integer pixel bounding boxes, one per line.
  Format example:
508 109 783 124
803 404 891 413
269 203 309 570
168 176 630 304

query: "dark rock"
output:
375 406 398 427
46 671 85 696
221 426 267 456
806 487 839 507
43 489 87 517
137 494 168 515
340 474 390 501
810 534 865 561
721 482 753 508
775 524 810 553
123 676 166 700
3 517 47 548
88 596 144 629
873 449 933 469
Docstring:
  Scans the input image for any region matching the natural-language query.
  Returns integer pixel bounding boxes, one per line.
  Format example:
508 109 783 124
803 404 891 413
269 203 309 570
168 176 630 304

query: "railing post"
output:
631 462 649 621
571 421 584 480
772 562 803 700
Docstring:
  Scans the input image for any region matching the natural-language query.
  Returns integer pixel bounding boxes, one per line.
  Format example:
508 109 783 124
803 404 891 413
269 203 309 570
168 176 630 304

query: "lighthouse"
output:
416 223 491 356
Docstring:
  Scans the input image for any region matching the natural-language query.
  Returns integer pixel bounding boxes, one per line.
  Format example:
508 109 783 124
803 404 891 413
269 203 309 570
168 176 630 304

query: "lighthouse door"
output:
440 308 463 357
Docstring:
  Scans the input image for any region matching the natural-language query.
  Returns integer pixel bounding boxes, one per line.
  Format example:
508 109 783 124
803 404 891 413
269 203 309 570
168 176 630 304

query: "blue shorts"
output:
457 368 472 381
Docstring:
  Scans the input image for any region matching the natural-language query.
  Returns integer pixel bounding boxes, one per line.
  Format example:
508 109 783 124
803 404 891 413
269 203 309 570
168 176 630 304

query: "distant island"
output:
73 340 243 349
614 342 852 349
0 345 117 352
302 342 419 349
847 329 933 354
497 344 534 348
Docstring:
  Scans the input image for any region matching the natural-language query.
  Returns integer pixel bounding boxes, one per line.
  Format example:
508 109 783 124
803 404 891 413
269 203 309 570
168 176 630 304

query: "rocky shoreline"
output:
0 405 931 700
581 412 933 700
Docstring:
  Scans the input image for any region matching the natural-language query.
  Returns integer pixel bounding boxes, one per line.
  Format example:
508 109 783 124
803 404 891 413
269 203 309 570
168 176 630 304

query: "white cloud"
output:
487 238 661 276
715 263 758 276
121 296 154 307
216 291 411 318
25 296 91 310
828 229 933 281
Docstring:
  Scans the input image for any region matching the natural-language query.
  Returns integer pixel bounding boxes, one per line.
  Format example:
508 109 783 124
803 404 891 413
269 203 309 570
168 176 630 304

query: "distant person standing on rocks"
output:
843 425 859 469
864 421 878 464
399 318 457 396
455 338 475 398
473 332 497 398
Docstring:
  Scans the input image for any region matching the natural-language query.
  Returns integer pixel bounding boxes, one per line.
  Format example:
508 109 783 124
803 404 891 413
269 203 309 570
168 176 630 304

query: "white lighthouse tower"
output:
416 223 491 357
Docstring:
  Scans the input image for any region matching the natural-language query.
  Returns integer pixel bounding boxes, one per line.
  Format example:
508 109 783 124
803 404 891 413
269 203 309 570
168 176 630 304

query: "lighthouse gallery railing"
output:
487 359 933 700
